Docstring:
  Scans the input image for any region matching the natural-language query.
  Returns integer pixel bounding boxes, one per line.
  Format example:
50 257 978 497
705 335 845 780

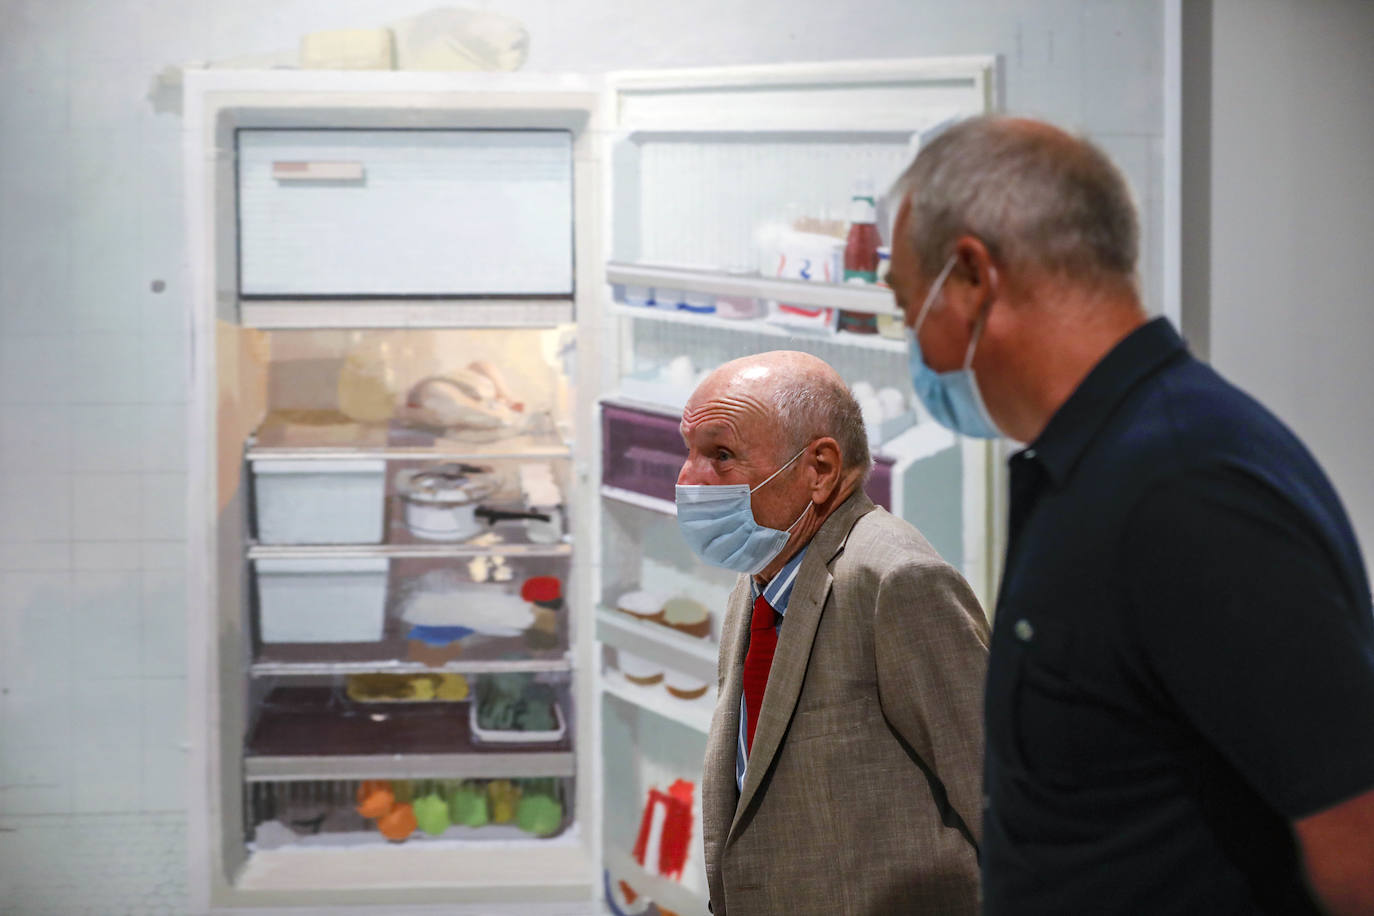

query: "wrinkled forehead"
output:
680 383 776 447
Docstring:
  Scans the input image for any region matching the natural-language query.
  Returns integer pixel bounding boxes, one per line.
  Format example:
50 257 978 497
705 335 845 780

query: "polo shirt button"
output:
1023 448 1037 460
1014 619 1034 642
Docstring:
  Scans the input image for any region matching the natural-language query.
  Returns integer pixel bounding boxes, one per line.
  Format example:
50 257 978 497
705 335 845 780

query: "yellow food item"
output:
408 676 436 701
435 673 469 701
486 780 521 824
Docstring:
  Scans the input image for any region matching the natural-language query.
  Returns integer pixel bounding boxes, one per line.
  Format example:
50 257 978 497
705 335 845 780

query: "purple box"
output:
603 401 893 512
602 404 687 503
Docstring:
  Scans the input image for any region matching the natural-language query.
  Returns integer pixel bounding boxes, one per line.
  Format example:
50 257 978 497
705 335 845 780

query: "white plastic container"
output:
622 284 654 307
252 458 387 545
653 287 685 309
679 290 716 314
255 556 389 643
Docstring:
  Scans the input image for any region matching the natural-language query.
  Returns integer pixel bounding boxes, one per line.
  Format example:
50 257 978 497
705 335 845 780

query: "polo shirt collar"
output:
1027 317 1187 486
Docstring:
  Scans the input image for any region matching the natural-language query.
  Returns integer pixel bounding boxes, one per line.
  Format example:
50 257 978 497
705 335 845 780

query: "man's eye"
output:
715 450 732 462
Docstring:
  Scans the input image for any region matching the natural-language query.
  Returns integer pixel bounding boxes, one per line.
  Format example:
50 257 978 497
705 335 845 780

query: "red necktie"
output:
741 594 779 755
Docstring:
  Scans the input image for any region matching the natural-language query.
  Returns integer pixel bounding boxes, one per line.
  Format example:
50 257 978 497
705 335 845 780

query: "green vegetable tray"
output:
469 698 566 744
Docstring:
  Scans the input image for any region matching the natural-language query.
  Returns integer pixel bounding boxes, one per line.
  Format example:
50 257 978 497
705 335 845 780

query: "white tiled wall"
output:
0 0 1165 912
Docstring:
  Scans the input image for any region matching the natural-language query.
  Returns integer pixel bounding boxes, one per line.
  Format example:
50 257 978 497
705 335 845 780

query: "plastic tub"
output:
253 458 387 545
679 291 716 314
622 284 654 307
255 556 389 643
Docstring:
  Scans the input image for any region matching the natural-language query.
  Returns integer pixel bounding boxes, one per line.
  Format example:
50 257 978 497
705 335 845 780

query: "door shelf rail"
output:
600 485 675 516
596 608 717 685
606 261 900 316
603 848 710 916
599 669 714 735
611 303 907 354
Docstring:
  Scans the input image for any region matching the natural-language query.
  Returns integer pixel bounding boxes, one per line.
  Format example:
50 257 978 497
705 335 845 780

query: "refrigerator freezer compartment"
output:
256 556 390 643
237 129 575 299
252 458 388 545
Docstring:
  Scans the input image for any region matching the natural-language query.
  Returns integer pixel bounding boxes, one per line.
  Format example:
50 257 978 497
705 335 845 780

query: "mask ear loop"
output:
912 254 960 337
749 444 808 495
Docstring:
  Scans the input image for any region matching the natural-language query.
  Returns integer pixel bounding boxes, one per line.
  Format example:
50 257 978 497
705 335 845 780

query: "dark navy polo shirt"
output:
983 317 1374 914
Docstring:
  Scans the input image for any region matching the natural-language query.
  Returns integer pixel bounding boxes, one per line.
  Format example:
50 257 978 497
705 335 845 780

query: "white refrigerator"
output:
184 57 999 915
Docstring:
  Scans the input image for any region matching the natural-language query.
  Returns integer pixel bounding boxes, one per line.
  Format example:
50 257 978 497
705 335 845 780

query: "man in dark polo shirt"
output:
885 116 1374 914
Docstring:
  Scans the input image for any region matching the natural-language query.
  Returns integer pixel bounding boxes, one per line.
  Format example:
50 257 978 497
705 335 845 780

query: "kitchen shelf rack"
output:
606 261 899 316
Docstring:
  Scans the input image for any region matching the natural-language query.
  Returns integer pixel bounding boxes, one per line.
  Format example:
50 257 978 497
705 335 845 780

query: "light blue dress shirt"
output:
737 546 808 793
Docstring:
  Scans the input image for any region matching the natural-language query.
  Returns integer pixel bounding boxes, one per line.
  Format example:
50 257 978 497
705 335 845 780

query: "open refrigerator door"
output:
593 57 1000 915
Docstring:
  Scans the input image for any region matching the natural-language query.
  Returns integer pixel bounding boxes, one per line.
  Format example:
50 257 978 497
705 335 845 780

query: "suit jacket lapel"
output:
728 491 876 841
703 574 753 901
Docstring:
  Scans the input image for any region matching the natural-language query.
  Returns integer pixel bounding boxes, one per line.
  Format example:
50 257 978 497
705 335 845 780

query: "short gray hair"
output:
892 116 1139 286
768 370 872 483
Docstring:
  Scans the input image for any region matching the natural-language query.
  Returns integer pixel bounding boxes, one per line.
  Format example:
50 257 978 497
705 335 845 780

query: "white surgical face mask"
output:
675 447 812 575
905 254 1002 439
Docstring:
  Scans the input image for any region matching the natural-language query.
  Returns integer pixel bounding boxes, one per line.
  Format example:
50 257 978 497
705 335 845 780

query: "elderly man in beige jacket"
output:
675 350 989 915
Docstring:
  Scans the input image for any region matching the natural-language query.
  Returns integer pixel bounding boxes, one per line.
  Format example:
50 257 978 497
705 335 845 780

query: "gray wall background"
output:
1197 0 1374 563
5 0 1372 912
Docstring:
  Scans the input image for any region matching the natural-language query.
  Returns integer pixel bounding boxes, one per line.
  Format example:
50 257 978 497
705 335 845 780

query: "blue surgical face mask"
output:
905 254 1002 439
675 446 812 575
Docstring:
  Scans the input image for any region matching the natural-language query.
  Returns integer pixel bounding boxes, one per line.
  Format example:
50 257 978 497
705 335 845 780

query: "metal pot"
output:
395 463 558 542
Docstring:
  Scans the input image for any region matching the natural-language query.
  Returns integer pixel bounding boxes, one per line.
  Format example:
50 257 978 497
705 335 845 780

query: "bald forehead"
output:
710 351 837 393
681 351 831 443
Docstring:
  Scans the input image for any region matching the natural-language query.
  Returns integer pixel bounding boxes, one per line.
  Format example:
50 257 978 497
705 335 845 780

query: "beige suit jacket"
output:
702 491 990 915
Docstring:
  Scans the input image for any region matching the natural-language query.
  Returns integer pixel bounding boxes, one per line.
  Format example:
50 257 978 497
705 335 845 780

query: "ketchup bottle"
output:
843 178 881 284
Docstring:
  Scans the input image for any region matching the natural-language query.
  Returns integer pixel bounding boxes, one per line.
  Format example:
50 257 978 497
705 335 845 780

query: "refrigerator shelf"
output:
247 542 572 560
611 303 907 354
600 669 714 735
246 441 573 463
596 608 717 685
603 849 709 916
251 553 572 672
244 752 576 783
250 654 574 678
247 415 571 462
240 298 575 330
245 687 575 782
607 261 900 316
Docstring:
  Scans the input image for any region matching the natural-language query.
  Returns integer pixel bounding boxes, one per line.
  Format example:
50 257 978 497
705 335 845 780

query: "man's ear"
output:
809 437 844 502
949 235 999 323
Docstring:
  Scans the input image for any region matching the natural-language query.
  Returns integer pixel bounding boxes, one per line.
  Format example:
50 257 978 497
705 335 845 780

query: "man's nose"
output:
677 455 707 485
